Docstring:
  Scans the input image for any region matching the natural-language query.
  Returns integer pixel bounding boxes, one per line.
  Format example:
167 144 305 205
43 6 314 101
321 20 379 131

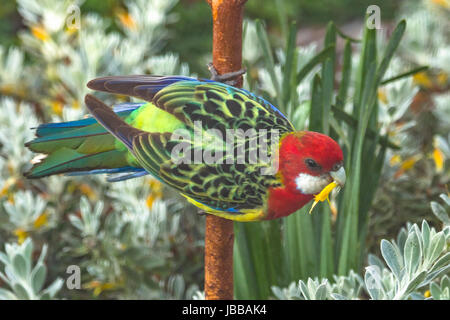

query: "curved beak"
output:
330 167 346 187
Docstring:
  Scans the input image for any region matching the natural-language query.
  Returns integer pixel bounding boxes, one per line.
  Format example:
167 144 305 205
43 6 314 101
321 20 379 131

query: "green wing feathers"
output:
26 148 129 179
25 105 142 179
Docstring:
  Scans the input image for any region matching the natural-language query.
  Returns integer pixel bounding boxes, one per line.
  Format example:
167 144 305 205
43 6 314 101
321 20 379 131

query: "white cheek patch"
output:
295 173 330 194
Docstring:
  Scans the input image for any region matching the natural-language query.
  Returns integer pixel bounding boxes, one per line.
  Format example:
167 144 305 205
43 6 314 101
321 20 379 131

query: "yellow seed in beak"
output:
309 181 339 214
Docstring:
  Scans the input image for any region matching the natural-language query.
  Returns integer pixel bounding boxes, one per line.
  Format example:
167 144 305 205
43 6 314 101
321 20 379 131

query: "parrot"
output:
24 75 346 221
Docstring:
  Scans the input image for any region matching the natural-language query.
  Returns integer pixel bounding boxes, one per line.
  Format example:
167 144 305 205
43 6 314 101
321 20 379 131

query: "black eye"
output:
305 158 321 170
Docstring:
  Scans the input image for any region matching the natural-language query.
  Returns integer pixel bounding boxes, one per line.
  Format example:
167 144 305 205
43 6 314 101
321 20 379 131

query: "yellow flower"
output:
117 10 137 30
0 177 16 197
14 228 29 244
84 280 120 297
0 186 7 197
146 179 163 208
400 156 419 171
50 100 63 116
31 25 50 42
33 212 49 229
424 290 431 298
432 147 445 173
146 194 157 209
12 212 49 244
394 154 422 178
309 181 339 214
389 154 402 166
413 72 433 88
377 89 388 104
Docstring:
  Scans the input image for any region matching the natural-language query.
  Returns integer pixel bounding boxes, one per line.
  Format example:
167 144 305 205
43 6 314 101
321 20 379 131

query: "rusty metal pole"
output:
204 0 247 300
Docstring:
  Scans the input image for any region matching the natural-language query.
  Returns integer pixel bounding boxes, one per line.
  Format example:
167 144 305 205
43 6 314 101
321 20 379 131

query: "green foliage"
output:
366 0 450 256
272 270 363 300
272 197 450 300
0 238 63 300
365 220 448 299
245 0 399 27
429 275 450 300
0 0 203 300
234 15 432 299
431 194 450 227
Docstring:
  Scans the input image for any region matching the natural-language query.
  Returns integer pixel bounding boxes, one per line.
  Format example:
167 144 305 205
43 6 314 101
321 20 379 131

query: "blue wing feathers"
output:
65 166 149 182
106 170 149 182
35 102 145 138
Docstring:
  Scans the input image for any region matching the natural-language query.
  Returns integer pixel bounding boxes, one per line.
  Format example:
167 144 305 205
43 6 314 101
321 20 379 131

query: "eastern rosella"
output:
25 76 346 221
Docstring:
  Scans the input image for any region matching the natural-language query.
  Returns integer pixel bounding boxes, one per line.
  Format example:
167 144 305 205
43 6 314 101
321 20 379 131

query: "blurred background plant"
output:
0 0 203 299
0 0 448 300
271 193 450 300
232 0 449 299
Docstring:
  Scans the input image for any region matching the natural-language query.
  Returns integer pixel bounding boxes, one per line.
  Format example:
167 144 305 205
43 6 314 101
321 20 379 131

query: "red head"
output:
278 131 345 193
266 131 345 219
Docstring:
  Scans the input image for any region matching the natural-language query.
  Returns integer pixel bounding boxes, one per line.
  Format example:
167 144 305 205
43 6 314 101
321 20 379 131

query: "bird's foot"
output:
207 62 246 86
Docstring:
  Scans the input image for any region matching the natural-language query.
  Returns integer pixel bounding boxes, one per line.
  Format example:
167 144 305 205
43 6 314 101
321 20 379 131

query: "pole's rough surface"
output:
204 0 247 300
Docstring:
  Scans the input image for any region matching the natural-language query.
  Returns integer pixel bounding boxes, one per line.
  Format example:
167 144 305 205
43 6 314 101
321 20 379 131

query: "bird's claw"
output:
207 62 246 86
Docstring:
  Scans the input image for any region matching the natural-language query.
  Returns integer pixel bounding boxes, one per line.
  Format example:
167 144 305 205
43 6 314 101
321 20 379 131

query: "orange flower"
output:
79 183 97 200
31 25 50 42
117 10 137 30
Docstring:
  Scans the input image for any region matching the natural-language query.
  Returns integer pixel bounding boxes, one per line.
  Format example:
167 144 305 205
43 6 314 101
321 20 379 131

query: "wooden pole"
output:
204 0 247 300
